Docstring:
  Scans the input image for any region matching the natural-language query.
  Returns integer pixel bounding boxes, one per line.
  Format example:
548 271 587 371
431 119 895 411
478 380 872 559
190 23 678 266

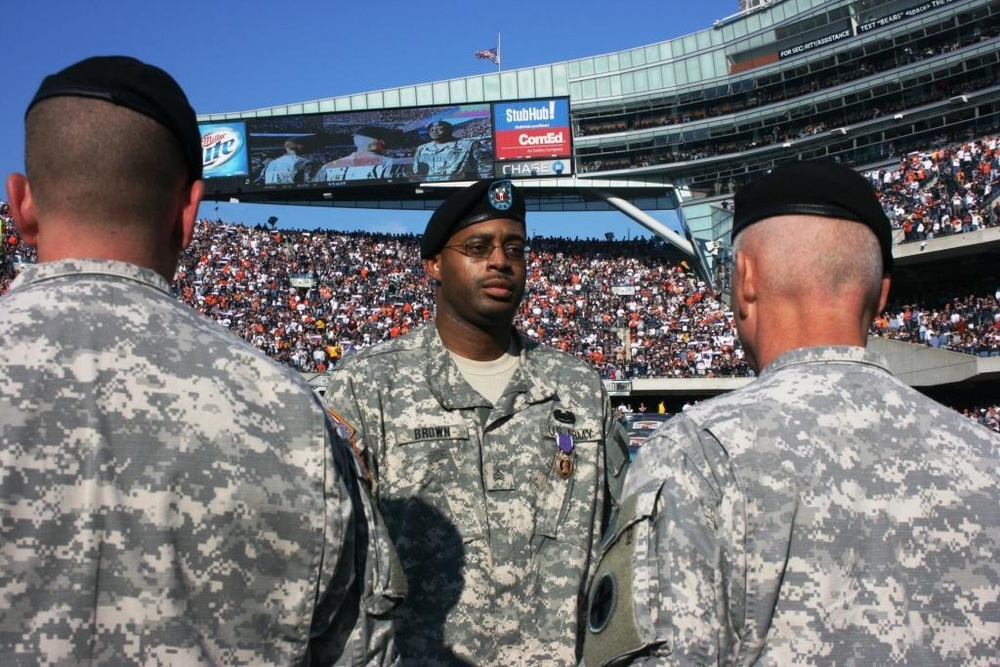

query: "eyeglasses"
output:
442 239 527 261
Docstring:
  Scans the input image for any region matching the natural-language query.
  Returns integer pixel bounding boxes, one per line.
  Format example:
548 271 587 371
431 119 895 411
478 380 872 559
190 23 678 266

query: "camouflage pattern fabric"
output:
325 325 629 665
412 139 493 182
0 259 399 666
584 345 1000 665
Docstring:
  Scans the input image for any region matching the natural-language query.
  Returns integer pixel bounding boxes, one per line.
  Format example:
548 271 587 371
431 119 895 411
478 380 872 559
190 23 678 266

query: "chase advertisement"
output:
198 97 573 189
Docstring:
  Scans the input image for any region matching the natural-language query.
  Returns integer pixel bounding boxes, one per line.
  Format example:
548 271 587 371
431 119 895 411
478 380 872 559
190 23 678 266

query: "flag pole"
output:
497 33 501 72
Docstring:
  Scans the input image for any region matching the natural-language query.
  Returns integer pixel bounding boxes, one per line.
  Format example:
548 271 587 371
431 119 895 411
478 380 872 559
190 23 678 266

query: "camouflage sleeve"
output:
311 386 405 666
322 369 408 665
324 366 378 490
583 417 726 665
601 387 631 532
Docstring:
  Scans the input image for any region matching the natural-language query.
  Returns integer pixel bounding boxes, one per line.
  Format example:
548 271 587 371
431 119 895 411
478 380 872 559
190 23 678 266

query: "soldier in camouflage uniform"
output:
325 179 630 665
412 121 493 182
0 56 401 666
582 160 1000 666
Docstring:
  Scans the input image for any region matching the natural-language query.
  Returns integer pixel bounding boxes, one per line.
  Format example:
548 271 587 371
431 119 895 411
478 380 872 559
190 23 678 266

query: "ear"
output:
177 179 204 251
423 256 441 284
877 275 891 313
6 173 39 246
734 249 756 317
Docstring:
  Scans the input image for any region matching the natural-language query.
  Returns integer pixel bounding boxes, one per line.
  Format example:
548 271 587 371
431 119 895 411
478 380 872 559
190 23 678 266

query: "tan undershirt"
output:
449 341 520 404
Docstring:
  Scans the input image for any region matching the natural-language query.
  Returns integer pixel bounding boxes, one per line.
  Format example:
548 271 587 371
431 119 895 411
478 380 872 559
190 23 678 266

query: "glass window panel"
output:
681 34 697 55
568 60 580 78
579 59 595 76
651 65 666 88
696 30 712 50
675 62 689 86
318 99 336 113
551 64 568 94
483 73 501 100
467 77 484 101
581 79 597 99
367 92 384 108
645 45 659 63
335 98 352 112
302 101 319 114
631 48 646 66
535 67 552 97
608 53 620 71
432 82 449 104
399 87 417 107
350 95 366 109
500 70 519 98
596 76 612 97
449 79 467 103
700 52 717 80
384 89 400 107
633 69 648 92
619 51 632 68
685 57 701 83
415 84 434 106
594 55 609 74
518 69 536 98
621 72 635 95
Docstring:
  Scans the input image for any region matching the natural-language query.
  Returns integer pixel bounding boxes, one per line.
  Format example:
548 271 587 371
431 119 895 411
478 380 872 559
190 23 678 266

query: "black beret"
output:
27 56 202 182
733 159 893 272
420 179 526 259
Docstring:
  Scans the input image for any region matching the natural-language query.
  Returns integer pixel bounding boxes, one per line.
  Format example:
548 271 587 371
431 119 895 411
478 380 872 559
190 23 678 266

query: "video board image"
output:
245 103 494 189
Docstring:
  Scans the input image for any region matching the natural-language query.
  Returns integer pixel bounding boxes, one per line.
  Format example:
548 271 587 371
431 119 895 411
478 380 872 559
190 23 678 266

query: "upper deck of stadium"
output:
197 0 999 252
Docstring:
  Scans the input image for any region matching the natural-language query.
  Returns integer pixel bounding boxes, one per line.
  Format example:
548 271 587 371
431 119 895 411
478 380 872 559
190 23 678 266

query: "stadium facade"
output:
198 0 1000 406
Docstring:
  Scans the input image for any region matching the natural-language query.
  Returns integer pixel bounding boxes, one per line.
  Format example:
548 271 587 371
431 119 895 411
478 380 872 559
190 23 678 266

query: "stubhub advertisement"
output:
200 122 248 178
493 99 571 160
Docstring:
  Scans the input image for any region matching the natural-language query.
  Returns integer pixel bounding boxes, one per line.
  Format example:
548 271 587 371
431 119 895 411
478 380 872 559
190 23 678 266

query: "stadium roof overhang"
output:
202 175 683 212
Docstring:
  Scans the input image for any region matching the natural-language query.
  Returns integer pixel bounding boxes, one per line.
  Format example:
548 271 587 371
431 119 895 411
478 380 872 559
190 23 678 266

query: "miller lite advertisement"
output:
200 122 249 178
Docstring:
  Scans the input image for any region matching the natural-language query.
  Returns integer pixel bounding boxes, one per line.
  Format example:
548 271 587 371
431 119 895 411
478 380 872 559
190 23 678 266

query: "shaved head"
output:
732 215 884 307
25 96 189 229
730 214 889 371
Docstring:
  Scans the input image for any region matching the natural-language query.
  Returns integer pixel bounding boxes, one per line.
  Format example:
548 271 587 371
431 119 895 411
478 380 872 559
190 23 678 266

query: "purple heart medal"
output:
556 431 575 479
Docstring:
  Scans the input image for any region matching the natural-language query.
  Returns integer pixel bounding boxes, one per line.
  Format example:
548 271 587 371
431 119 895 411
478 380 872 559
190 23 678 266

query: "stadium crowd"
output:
167 224 744 380
869 135 1000 241
871 291 1000 356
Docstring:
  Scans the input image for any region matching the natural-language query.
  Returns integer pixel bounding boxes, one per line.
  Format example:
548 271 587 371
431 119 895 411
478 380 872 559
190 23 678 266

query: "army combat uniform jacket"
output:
0 260 398 666
583 346 1000 666
326 325 629 665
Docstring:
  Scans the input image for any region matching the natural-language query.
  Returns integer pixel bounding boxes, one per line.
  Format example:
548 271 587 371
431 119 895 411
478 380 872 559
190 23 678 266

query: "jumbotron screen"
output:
199 97 572 189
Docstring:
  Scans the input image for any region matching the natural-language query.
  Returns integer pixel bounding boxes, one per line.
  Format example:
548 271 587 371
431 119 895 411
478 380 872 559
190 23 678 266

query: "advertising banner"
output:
492 98 572 161
201 123 249 178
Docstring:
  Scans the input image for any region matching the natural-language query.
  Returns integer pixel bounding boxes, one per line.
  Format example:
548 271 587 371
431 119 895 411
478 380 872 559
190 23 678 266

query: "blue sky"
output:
3 0 740 238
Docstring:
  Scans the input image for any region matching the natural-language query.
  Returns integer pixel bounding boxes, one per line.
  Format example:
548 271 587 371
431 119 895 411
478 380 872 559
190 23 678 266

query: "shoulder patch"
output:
328 408 372 487
327 408 357 445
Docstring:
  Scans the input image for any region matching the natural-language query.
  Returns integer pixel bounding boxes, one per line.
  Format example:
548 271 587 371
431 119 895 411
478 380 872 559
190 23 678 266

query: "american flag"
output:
474 47 499 65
